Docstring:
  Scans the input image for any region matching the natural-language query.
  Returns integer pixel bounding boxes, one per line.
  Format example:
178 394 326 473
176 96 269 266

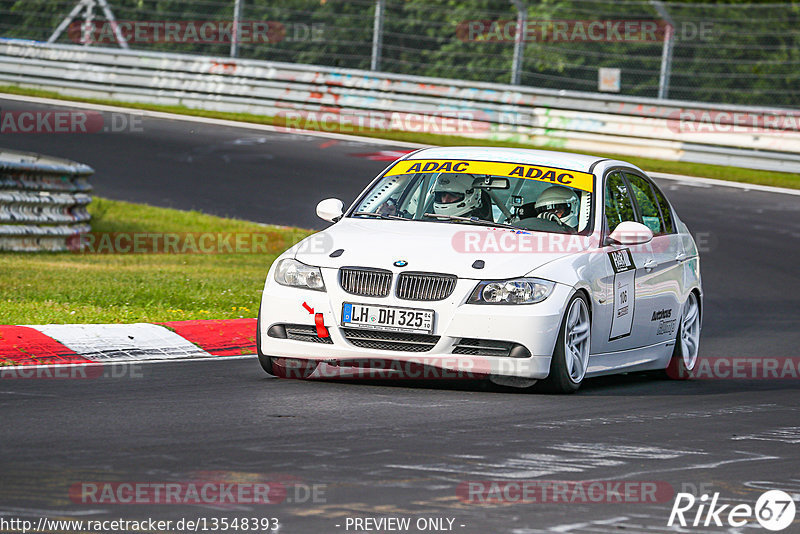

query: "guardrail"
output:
1 39 799 174
0 148 92 252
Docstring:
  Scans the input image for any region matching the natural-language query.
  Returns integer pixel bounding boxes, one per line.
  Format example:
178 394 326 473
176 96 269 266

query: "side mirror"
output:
608 221 653 246
316 198 344 223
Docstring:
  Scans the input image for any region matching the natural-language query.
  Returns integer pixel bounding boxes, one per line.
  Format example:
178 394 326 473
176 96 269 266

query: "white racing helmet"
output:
432 174 481 217
534 186 579 227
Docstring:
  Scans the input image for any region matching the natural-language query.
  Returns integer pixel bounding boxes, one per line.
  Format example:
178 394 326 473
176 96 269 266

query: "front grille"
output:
339 267 392 297
284 324 333 344
341 328 439 352
396 272 457 301
453 338 514 357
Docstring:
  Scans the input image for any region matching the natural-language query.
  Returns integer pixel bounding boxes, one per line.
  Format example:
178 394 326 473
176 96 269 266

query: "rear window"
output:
651 183 675 234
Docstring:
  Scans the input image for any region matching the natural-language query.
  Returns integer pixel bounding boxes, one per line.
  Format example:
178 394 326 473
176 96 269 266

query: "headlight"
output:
467 278 555 305
274 259 325 291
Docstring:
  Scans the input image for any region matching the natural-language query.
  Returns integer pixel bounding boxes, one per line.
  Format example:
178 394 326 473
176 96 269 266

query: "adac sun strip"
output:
384 159 594 193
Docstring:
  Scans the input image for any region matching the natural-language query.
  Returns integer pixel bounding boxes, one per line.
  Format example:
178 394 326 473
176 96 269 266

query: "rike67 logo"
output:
669 490 796 531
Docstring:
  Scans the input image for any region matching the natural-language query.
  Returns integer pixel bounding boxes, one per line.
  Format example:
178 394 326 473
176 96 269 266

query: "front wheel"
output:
540 292 591 393
256 307 275 376
666 292 701 379
256 308 317 379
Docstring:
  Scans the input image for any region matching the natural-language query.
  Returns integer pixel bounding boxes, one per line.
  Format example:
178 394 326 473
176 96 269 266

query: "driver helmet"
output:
534 186 579 227
432 174 481 217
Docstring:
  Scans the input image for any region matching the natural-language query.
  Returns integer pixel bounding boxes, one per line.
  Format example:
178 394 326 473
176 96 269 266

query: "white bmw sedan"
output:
257 147 702 392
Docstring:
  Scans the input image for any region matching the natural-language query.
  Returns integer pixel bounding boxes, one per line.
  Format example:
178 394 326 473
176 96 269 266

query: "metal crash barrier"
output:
0 39 799 173
0 148 92 252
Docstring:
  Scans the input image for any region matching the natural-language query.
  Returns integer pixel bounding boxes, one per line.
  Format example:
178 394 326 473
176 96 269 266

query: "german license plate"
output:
341 303 434 334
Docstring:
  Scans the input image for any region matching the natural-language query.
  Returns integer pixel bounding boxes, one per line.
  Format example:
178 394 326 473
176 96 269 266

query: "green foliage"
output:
0 197 313 324
0 0 796 106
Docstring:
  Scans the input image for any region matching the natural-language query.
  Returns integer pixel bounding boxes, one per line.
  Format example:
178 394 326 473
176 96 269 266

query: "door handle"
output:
643 259 657 271
676 252 687 262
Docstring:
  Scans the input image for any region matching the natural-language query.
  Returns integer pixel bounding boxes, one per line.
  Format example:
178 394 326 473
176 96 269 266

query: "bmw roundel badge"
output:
393 260 408 267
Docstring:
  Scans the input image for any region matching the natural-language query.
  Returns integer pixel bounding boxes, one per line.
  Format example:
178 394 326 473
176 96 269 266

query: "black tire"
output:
665 292 701 380
539 292 591 394
665 338 691 380
256 308 317 379
256 307 275 376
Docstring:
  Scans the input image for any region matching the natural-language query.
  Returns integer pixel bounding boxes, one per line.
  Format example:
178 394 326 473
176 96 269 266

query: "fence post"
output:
48 0 129 49
651 0 675 99
371 0 385 71
510 0 526 85
230 0 244 58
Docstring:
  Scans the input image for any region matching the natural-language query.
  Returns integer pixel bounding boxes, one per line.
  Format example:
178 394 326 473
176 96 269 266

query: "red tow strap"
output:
314 313 329 338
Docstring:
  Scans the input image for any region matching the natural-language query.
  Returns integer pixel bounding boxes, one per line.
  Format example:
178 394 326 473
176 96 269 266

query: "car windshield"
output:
350 159 595 234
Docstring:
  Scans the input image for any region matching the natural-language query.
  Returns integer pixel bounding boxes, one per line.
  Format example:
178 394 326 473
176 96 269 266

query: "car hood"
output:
292 219 590 279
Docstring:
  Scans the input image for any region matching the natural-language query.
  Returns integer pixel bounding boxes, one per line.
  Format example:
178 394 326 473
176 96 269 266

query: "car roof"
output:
405 146 609 173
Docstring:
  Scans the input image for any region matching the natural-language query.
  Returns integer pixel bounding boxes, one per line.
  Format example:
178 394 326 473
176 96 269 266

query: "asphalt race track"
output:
0 97 410 229
2 97 800 532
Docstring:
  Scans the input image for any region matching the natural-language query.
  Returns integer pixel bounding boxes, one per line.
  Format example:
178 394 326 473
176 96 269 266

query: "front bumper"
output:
259 267 572 380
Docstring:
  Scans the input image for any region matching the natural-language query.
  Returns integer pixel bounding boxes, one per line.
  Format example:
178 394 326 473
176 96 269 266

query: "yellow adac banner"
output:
384 159 594 193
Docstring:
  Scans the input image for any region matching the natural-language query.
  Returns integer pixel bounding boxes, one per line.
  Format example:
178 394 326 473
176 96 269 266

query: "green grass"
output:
0 198 313 324
2 84 799 190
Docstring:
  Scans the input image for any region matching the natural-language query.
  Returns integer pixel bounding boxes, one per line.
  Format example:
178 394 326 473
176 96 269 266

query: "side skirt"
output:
586 340 674 378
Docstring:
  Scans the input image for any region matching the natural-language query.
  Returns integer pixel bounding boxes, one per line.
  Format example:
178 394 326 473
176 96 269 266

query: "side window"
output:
604 172 635 233
624 173 664 235
650 183 675 234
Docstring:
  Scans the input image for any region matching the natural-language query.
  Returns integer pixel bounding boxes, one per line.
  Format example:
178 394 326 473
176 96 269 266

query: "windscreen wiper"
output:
423 213 519 230
352 211 409 221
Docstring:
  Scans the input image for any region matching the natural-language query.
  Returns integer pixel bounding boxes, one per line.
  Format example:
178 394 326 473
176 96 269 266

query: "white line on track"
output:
0 506 107 517
0 92 428 148
0 390 58 397
650 171 800 196
613 451 779 481
3 92 798 197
